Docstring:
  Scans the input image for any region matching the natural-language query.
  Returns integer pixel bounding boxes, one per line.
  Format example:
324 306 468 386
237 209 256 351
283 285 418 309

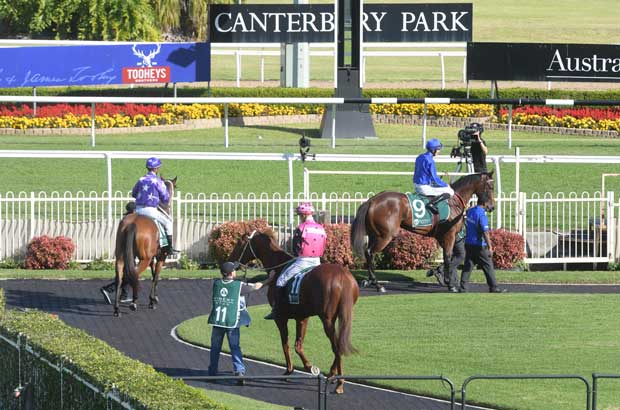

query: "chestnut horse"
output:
112 177 176 317
351 172 495 292
229 231 359 394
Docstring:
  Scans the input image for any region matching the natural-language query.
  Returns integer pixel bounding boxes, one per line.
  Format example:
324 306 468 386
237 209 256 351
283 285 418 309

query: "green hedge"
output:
0 307 229 410
2 85 620 101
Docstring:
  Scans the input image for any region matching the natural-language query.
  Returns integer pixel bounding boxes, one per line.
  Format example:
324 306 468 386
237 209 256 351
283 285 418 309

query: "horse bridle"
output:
234 230 295 272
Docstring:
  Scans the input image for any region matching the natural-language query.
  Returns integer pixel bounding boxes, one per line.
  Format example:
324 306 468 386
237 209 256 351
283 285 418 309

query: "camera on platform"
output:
457 123 483 146
299 134 314 162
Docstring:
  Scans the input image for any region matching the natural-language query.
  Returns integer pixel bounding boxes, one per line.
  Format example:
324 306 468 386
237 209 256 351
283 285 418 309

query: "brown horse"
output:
229 230 359 394
351 172 495 292
112 177 177 317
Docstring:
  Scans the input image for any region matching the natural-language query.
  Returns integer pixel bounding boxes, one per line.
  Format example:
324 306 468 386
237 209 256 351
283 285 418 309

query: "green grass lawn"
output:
2 124 620 196
176 292 620 410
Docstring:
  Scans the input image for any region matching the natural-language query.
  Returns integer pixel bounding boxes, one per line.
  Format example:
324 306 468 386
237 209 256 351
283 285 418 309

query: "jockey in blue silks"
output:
131 157 179 255
413 138 454 214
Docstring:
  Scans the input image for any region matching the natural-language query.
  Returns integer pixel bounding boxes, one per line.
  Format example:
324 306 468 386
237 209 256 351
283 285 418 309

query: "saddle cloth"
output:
285 266 314 304
406 192 450 227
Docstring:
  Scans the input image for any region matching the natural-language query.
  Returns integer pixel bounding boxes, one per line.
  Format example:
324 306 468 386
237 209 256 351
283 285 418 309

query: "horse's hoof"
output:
310 365 320 376
113 311 120 317
378 286 386 293
130 303 137 311
335 386 345 394
148 303 156 310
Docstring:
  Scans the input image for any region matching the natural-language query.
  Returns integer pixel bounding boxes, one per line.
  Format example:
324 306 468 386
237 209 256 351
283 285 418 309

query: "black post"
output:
320 0 376 139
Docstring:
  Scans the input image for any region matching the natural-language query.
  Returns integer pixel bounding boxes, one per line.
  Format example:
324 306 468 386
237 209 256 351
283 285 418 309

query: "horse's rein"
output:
235 230 296 273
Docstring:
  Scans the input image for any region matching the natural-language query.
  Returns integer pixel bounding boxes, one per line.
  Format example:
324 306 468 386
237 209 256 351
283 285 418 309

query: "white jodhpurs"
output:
414 184 454 197
276 257 320 287
135 206 173 235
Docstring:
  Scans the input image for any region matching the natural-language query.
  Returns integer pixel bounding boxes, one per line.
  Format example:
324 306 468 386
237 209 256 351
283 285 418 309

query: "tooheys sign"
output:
467 42 620 82
209 4 472 43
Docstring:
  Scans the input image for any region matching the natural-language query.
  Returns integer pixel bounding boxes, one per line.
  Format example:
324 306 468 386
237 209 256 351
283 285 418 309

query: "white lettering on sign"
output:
401 11 469 32
122 66 170 84
546 49 620 73
362 12 387 32
213 11 338 34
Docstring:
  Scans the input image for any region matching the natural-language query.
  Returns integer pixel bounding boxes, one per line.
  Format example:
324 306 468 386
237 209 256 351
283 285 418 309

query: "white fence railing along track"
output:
1 190 618 265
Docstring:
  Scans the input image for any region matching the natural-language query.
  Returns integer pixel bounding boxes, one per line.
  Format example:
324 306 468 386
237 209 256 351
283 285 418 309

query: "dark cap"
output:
220 261 239 275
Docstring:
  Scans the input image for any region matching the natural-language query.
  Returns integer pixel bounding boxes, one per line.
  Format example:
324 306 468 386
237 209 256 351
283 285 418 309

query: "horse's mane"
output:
451 172 483 190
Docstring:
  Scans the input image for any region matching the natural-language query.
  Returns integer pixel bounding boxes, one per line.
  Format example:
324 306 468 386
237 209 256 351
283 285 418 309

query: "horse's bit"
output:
234 230 296 272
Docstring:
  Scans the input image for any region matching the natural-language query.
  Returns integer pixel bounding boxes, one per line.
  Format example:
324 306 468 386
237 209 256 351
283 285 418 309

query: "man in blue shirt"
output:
414 138 454 213
460 192 506 293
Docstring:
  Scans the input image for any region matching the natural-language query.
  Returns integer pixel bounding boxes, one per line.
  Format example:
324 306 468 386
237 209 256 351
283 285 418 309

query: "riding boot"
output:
427 193 451 214
164 235 180 255
264 287 286 320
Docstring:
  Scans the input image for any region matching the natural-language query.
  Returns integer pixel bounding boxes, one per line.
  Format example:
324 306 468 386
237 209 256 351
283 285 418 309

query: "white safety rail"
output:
1 190 617 265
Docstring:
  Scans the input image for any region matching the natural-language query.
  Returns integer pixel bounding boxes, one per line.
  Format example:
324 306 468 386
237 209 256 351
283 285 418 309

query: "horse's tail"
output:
350 200 370 256
123 223 139 289
337 271 359 356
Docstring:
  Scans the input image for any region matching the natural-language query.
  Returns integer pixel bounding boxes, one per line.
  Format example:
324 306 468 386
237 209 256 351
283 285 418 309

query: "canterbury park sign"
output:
209 3 472 43
0 42 210 88
467 42 620 82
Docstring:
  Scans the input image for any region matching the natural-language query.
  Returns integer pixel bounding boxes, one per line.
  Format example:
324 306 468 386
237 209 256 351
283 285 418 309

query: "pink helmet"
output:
296 202 314 215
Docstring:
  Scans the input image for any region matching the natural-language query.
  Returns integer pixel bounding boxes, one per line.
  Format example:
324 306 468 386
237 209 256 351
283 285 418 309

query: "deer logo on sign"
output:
131 44 161 67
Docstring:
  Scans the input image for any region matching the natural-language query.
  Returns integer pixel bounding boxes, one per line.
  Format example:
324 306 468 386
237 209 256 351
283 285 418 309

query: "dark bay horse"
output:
351 172 495 292
112 177 177 317
229 230 359 394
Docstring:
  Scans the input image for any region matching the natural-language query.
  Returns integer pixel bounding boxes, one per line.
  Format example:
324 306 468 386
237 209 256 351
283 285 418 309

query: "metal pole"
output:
224 103 229 148
106 153 112 222
173 82 177 102
440 52 446 90
288 155 294 226
236 49 241 87
331 103 336 149
260 55 265 83
33 87 37 117
90 103 96 147
333 0 338 89
303 167 309 199
508 105 513 149
422 102 428 148
359 0 364 89
493 156 502 229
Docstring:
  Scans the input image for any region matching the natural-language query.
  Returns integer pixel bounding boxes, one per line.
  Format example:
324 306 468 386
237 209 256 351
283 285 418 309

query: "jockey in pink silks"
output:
264 202 327 320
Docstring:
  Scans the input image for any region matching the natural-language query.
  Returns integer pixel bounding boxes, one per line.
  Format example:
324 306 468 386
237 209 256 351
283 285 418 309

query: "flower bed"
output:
497 106 620 132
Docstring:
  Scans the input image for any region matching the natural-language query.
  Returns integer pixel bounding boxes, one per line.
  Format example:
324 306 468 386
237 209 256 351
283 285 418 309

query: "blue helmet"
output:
425 138 443 151
146 157 162 169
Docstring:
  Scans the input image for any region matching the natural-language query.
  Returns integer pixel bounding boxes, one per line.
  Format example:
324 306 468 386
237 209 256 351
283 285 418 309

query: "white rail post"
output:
224 103 229 148
303 167 309 200
331 103 336 149
462 56 467 83
422 102 428 148
508 105 513 149
30 192 35 241
288 155 294 226
105 153 113 222
90 103 96 147
236 49 241 87
260 55 265 83
33 87 37 117
176 190 182 252
607 191 615 262
493 156 502 229
439 52 446 90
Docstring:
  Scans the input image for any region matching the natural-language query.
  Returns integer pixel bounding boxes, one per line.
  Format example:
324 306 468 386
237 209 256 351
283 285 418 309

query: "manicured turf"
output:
176 292 620 410
2 124 620 196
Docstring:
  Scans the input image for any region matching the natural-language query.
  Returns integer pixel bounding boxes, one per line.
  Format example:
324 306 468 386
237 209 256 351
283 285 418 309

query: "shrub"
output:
322 224 355 268
178 253 200 270
0 257 20 269
489 229 526 269
24 236 75 270
0 288 4 319
84 257 114 271
208 219 272 264
381 229 439 270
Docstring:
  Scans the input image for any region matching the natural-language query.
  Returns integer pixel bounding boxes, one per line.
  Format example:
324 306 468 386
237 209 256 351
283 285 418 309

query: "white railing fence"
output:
1 190 618 265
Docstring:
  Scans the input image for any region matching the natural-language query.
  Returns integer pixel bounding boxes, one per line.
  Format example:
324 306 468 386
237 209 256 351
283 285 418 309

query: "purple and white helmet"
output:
146 157 162 169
